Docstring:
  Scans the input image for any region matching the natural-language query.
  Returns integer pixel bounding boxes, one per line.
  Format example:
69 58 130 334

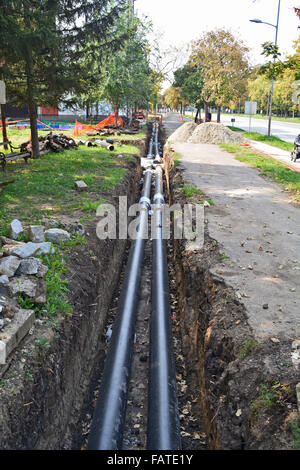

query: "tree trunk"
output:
217 106 221 123
1 104 8 150
204 101 209 120
25 52 40 159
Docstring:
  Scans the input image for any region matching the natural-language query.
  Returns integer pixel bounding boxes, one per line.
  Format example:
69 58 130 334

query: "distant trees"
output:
0 0 130 157
190 29 250 120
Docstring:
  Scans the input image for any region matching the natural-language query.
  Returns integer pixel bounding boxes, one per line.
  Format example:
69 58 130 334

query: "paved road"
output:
163 112 300 341
213 113 300 144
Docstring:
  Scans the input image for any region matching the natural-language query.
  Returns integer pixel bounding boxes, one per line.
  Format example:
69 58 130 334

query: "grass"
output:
239 338 259 359
181 184 203 198
290 418 300 450
0 139 139 229
173 151 182 166
220 143 300 202
242 132 293 152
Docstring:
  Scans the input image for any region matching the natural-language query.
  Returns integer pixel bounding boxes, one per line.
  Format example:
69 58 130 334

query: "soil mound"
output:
188 122 245 144
168 121 197 143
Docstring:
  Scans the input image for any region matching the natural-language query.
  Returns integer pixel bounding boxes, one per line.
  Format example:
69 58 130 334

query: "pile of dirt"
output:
168 122 197 143
188 122 245 144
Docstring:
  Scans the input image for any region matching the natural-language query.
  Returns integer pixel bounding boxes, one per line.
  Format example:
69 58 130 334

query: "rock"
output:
2 241 25 256
296 383 300 414
0 236 23 246
12 242 41 259
0 275 9 284
8 275 38 298
10 219 24 240
45 228 70 244
35 242 53 255
0 309 35 364
69 222 85 236
0 294 18 319
17 258 42 275
28 225 45 243
0 256 21 277
33 279 47 304
0 319 4 330
75 180 88 191
37 264 48 278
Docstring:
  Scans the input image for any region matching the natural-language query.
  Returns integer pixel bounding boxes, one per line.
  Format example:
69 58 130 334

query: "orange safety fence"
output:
73 115 124 136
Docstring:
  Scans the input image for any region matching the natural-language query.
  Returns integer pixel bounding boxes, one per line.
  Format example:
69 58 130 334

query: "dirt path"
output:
164 113 300 341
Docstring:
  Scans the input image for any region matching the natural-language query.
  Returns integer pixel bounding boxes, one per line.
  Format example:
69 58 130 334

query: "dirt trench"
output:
0 150 143 450
164 144 300 450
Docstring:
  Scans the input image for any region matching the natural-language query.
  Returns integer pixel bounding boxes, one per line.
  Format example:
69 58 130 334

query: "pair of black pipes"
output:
87 129 181 450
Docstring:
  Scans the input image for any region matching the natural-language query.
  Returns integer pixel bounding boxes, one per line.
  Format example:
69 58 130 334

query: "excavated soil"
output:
167 122 197 143
164 145 300 450
187 122 245 144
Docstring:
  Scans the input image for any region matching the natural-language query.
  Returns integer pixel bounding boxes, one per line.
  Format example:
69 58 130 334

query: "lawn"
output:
220 143 300 202
0 129 141 232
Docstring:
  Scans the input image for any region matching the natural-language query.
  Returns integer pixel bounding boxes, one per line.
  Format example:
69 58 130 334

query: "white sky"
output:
135 0 300 70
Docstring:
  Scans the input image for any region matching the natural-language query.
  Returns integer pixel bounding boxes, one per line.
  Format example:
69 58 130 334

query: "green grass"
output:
173 152 182 166
290 418 300 450
239 338 259 359
0 142 139 229
242 132 293 152
220 143 300 202
181 184 203 198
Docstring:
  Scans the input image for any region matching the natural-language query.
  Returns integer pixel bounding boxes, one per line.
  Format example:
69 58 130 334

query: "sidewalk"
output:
172 141 300 341
245 139 300 173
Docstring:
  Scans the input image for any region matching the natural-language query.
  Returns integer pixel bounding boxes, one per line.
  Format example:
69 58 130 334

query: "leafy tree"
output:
173 63 203 121
0 0 129 157
190 29 249 121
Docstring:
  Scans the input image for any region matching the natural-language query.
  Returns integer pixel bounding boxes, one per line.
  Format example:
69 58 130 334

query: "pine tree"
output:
0 0 129 157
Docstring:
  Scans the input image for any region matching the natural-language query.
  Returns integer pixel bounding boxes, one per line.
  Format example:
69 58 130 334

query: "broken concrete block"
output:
10 219 24 240
17 257 42 275
45 228 70 244
0 294 18 318
28 225 45 243
12 242 40 259
0 256 21 277
75 180 88 192
34 279 47 304
0 309 35 364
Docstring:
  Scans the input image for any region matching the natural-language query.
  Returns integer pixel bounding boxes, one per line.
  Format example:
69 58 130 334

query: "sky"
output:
134 0 300 87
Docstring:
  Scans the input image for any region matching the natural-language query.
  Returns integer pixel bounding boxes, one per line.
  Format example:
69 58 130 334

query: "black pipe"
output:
87 168 152 450
147 166 181 450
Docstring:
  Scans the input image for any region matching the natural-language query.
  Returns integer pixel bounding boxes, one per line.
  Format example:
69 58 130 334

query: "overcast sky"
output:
135 0 300 69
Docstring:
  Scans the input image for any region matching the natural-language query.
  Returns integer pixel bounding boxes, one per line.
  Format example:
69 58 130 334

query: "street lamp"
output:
250 0 281 137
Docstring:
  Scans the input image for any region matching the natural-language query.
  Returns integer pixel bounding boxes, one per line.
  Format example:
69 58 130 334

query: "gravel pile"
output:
187 122 245 144
168 122 197 143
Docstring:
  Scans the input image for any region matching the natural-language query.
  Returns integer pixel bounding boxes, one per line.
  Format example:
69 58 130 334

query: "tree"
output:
98 13 152 124
173 63 203 121
190 29 249 121
0 0 129 157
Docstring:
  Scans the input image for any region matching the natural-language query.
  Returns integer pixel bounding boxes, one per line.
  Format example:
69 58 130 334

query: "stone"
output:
35 242 53 255
0 256 21 277
28 225 45 243
45 228 70 244
37 264 48 278
0 275 9 284
33 279 47 304
0 309 35 364
296 383 300 414
17 258 42 275
8 275 38 298
2 241 25 256
69 222 85 236
0 294 18 318
12 242 40 259
75 180 88 191
0 319 4 330
10 219 24 240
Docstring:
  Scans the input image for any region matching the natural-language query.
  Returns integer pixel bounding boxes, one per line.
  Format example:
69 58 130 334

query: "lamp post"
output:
250 0 281 137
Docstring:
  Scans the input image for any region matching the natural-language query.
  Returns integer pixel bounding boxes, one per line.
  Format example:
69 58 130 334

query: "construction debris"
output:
20 133 78 155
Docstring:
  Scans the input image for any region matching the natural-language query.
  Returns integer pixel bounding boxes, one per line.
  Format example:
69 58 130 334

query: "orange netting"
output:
73 115 125 136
